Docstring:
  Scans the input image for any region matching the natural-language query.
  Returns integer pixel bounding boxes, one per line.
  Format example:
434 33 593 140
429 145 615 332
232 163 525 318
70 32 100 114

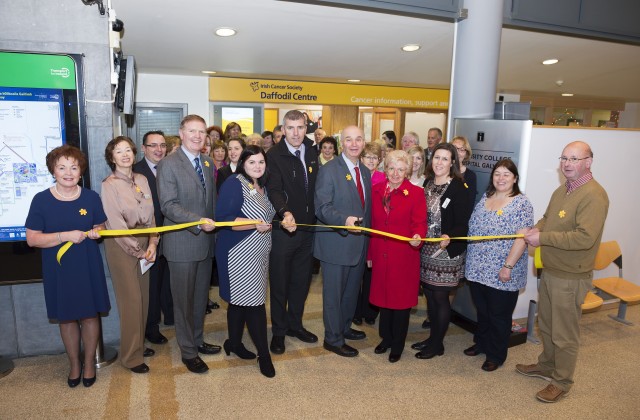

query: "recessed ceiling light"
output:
201 70 217 74
347 79 360 83
542 58 559 65
402 44 421 52
215 27 237 37
562 93 574 97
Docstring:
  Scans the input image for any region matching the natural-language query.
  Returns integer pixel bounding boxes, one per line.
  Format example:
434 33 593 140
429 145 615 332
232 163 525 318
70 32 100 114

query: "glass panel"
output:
591 110 615 127
133 104 185 159
530 106 546 125
551 108 585 126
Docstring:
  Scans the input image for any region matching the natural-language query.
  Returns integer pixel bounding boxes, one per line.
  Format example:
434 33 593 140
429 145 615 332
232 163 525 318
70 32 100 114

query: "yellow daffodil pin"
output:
464 183 469 189
204 161 210 167
79 208 87 216
559 210 566 218
135 185 141 193
346 174 352 181
403 189 409 196
496 209 503 216
308 167 312 174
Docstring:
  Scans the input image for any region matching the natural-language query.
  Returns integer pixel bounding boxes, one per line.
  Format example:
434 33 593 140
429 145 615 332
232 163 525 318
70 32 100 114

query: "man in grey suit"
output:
314 125 371 357
157 115 219 374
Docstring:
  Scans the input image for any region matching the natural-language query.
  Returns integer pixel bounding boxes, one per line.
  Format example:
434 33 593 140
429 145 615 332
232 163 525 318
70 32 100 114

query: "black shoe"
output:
223 340 256 360
205 308 212 314
323 341 358 357
374 343 389 354
146 332 168 345
344 328 366 340
182 356 208 374
130 363 150 374
164 318 174 326
411 339 429 351
389 353 401 363
364 317 376 325
143 347 155 357
286 328 318 343
463 344 483 357
68 374 81 388
352 318 363 326
207 300 220 310
82 375 96 387
415 349 444 359
197 342 222 355
422 319 431 329
258 357 276 378
270 336 285 354
481 360 500 372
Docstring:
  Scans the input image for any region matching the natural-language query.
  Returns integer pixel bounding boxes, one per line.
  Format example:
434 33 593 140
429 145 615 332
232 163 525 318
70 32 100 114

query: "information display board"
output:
0 51 87 242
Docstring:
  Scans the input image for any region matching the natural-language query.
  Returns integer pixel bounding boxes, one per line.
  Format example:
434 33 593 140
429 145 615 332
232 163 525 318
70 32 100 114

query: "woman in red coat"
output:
368 150 427 363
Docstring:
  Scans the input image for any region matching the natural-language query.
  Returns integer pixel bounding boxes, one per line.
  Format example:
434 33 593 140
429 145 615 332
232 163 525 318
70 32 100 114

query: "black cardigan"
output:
424 177 471 258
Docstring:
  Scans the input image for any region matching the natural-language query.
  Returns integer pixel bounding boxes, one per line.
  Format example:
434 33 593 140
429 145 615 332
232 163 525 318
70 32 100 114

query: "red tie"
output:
354 166 365 208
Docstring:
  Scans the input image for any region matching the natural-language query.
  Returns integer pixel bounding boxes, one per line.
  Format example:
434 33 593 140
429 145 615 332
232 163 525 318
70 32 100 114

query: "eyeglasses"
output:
558 156 590 163
363 155 379 161
144 143 167 149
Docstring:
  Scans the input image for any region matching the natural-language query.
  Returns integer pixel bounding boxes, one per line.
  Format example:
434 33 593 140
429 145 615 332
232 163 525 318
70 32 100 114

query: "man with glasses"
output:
134 131 173 345
519 141 609 403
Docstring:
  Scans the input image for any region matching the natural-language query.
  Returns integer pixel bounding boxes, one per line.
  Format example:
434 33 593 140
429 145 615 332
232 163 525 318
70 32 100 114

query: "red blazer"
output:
368 179 427 309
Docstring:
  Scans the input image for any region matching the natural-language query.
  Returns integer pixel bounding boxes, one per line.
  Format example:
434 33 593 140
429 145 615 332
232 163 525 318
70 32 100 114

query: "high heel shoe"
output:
411 339 430 351
257 356 276 378
83 375 96 387
68 375 81 388
223 340 257 360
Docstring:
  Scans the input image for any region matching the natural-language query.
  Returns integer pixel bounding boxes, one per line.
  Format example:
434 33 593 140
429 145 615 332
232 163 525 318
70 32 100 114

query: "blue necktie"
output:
194 157 205 190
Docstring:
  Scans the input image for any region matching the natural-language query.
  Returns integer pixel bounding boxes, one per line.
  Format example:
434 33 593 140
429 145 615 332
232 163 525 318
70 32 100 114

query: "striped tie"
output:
194 157 205 190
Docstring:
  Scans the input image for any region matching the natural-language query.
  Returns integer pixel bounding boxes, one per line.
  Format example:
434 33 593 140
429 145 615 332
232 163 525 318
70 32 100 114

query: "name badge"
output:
442 198 451 209
144 194 151 200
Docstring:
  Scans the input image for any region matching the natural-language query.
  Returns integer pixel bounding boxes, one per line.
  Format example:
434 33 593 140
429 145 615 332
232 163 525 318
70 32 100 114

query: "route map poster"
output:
0 52 82 242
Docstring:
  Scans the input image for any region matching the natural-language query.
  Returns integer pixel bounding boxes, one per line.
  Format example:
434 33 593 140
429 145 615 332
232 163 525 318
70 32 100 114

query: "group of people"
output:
26 109 608 403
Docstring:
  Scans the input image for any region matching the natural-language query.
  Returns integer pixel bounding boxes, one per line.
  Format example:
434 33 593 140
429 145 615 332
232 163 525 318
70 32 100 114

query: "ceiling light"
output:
201 70 217 74
401 44 421 52
215 27 237 37
542 58 559 65
347 79 360 83
562 93 574 97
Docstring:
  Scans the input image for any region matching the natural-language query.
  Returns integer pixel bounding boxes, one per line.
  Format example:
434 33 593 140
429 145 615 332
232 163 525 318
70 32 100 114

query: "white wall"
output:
404 112 447 148
619 103 640 129
514 126 640 318
136 73 210 121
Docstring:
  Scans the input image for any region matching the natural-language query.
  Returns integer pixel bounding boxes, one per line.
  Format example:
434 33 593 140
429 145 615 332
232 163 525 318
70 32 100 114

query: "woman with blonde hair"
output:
407 145 426 187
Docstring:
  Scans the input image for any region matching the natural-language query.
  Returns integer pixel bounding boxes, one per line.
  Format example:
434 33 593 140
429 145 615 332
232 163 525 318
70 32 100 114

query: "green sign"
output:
0 52 77 89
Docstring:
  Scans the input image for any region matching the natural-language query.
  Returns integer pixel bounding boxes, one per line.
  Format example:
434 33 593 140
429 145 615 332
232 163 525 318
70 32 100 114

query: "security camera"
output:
555 80 564 87
112 19 124 32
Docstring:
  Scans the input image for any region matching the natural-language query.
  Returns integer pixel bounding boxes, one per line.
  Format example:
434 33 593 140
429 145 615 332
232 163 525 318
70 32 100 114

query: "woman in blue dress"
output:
25 145 110 388
464 159 533 371
215 145 276 378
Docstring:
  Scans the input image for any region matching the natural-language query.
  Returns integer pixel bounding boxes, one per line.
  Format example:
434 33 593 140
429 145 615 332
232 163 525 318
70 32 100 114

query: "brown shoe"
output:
536 384 568 403
515 363 552 381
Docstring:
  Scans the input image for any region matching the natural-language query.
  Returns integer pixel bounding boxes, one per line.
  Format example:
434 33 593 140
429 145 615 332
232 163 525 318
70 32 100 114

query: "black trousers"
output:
378 308 411 354
469 281 518 364
145 255 173 336
354 266 379 321
227 303 269 358
269 229 314 336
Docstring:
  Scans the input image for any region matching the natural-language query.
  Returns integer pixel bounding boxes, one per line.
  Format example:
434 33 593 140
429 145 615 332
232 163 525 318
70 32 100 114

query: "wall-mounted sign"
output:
210 77 449 110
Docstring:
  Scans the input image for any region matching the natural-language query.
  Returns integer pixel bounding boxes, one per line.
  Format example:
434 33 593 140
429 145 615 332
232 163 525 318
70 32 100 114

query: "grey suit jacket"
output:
157 148 215 262
313 155 371 266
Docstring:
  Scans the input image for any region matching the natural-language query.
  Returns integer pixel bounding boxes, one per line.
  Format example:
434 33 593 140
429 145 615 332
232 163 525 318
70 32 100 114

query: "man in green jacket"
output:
518 141 609 403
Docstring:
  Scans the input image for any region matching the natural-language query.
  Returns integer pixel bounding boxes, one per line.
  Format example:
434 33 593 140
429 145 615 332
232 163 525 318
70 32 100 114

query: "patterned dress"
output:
465 193 534 291
420 179 465 289
215 175 276 306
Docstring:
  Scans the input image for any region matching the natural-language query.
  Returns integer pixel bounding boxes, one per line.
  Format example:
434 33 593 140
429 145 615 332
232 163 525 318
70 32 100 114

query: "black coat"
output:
133 159 163 227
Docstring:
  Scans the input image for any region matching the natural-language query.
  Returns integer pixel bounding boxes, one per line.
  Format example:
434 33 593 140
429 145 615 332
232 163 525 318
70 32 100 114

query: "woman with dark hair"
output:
216 145 276 377
464 159 533 371
210 140 228 179
261 131 274 151
452 135 478 214
216 137 246 192
318 136 338 166
412 142 470 360
223 122 242 141
26 145 109 388
101 136 159 374
207 125 224 143
382 130 397 149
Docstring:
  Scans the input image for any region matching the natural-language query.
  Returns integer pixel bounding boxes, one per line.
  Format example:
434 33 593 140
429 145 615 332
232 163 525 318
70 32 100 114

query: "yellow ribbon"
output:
534 247 543 269
290 223 523 243
56 220 262 264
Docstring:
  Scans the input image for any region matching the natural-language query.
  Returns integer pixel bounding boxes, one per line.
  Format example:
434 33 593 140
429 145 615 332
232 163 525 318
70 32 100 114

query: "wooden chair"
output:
592 241 640 325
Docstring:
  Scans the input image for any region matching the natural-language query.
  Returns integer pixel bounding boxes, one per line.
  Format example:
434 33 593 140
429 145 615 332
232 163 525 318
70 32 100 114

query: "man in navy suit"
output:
134 130 173 345
314 125 371 357
157 115 219 374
